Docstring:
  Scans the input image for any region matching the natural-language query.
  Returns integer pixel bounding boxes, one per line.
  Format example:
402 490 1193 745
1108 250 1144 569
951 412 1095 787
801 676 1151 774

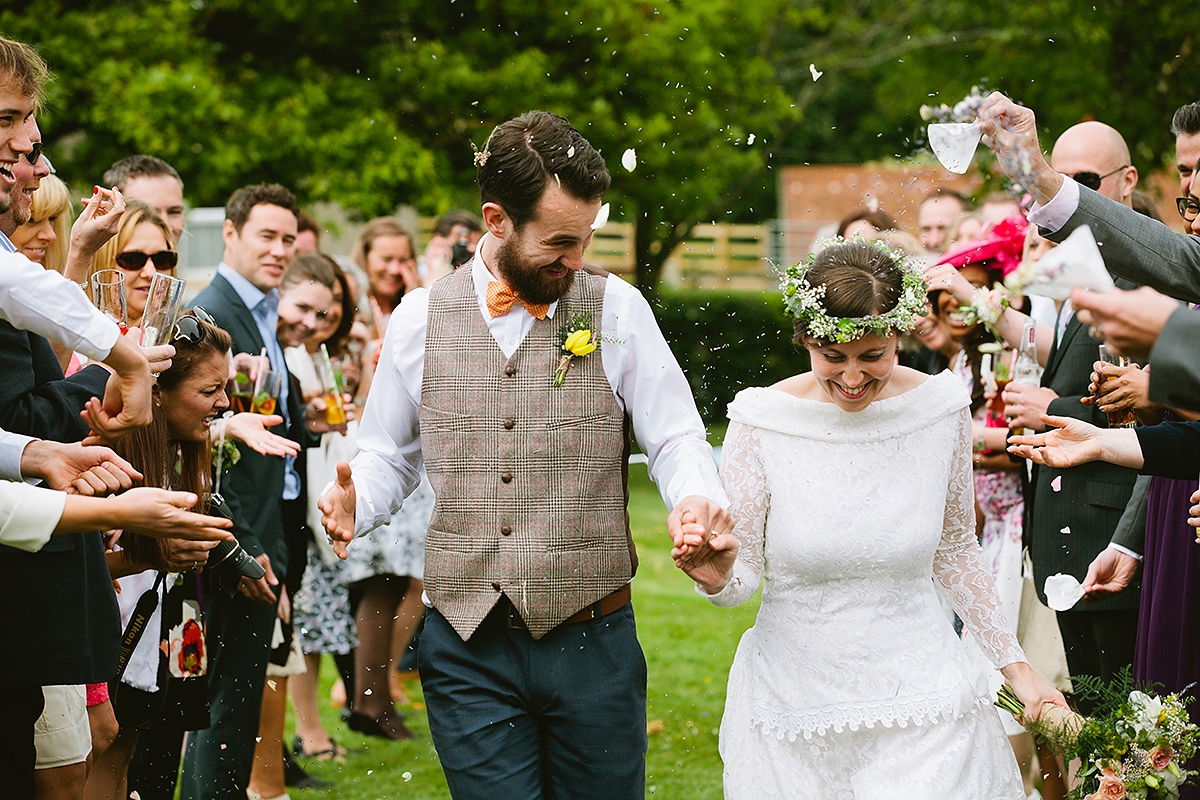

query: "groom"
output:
320 110 729 797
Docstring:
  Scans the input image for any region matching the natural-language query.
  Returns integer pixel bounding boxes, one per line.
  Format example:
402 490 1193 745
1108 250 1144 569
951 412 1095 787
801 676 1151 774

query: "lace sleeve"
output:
699 420 767 607
932 408 1027 668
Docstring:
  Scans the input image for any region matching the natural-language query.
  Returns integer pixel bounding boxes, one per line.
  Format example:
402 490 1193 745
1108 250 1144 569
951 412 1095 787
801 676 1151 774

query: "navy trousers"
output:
419 601 648 800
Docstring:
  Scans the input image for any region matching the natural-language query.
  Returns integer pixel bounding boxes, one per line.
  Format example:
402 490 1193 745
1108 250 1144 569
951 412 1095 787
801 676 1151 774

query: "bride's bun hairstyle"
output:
781 238 928 346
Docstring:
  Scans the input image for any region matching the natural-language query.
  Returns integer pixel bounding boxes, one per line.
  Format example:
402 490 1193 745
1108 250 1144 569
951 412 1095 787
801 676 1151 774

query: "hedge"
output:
650 288 810 426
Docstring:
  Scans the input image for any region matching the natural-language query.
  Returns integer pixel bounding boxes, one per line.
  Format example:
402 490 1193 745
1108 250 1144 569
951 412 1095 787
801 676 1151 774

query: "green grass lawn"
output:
285 462 757 798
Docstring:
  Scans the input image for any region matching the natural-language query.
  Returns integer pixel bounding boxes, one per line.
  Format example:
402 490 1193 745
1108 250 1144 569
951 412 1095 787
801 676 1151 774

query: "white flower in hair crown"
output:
780 238 929 343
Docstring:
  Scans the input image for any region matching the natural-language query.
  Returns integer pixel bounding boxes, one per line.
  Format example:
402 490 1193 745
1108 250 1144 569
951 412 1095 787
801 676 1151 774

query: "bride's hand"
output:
1000 661 1067 724
670 509 739 594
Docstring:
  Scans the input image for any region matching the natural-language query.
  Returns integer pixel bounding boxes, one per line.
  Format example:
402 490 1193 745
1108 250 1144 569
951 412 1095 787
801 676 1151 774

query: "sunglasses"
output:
172 306 215 344
115 250 178 272
1069 165 1128 192
1177 197 1200 223
23 142 42 166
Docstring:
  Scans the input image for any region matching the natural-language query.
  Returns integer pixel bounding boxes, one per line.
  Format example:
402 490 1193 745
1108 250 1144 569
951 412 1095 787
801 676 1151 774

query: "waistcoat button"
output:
500 525 512 536
505 365 517 376
503 418 515 430
491 581 501 591
500 471 513 483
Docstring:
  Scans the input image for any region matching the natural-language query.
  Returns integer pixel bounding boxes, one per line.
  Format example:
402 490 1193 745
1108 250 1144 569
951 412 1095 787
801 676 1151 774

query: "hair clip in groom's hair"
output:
472 126 500 168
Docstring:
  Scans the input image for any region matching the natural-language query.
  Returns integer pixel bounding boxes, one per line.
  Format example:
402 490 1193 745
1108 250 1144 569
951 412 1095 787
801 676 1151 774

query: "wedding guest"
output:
86 200 177 331
352 218 420 340
180 184 318 800
836 207 896 240
420 208 482 284
9 173 71 271
294 211 320 254
917 189 972 252
320 110 730 797
1172 101 1200 195
102 155 186 244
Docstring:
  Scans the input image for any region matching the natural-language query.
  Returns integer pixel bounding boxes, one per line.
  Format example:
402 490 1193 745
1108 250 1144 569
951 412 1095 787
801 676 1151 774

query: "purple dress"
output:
1135 474 1200 799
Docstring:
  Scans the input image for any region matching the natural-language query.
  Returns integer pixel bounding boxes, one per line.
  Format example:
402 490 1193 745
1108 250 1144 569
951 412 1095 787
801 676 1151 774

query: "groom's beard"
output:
494 236 575 306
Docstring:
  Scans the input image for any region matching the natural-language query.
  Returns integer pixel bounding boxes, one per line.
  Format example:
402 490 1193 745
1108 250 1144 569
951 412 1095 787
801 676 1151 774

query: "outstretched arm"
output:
319 462 357 559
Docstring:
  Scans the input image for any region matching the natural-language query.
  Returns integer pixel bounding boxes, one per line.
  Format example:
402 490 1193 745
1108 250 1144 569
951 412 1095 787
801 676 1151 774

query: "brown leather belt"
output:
504 584 631 631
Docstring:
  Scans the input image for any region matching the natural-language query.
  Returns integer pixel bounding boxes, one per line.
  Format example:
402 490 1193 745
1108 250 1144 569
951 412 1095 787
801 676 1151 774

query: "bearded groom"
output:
319 111 730 798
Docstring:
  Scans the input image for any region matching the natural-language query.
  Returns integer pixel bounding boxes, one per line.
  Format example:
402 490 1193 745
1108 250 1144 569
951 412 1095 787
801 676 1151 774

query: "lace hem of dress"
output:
750 686 989 741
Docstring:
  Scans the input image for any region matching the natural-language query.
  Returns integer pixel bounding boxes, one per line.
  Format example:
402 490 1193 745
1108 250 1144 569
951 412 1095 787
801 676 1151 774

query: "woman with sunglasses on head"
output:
86 200 178 332
78 311 300 800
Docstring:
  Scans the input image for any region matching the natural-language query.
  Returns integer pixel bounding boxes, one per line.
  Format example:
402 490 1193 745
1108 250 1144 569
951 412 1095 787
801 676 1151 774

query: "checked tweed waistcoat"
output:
420 265 634 641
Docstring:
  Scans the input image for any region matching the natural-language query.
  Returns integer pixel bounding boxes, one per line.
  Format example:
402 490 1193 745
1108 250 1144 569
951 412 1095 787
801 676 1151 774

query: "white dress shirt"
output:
0 429 34 482
0 250 120 361
0 481 65 553
348 241 728 537
1027 177 1082 234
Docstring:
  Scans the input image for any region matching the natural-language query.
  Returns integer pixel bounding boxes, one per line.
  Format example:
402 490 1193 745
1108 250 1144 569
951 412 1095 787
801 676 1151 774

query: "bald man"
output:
1050 121 1138 208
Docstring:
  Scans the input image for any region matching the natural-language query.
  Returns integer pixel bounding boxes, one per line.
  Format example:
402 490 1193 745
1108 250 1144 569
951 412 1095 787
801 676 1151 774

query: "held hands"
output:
1001 382 1059 431
223 413 302 457
667 496 737 594
1081 547 1140 600
238 553 279 604
318 462 357 559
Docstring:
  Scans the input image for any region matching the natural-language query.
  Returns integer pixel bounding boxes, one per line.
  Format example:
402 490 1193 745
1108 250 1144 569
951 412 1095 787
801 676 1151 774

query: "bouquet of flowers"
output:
997 669 1200 799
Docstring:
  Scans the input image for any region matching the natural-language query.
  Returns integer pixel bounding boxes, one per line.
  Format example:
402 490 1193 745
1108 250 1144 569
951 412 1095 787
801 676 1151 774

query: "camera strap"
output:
115 572 167 681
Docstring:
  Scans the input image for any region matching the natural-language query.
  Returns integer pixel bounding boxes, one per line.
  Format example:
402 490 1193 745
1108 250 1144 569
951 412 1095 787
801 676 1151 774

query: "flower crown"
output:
780 238 929 344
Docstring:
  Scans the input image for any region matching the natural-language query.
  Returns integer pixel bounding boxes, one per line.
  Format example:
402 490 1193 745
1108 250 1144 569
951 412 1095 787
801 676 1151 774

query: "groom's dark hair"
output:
792 242 904 344
477 111 611 230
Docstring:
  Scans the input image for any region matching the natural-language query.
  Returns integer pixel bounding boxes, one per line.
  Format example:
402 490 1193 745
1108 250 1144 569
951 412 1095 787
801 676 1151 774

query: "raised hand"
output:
319 462 357 558
223 413 301 457
1006 414 1106 468
922 263 977 305
81 337 156 442
975 93 1062 204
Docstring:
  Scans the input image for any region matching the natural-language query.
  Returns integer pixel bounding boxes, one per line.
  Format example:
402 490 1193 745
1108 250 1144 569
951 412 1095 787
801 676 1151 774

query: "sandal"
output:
291 735 348 761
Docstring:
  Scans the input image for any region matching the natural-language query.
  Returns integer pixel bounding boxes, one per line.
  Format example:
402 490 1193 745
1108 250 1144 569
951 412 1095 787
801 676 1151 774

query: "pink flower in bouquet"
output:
1096 768 1127 800
1149 745 1174 771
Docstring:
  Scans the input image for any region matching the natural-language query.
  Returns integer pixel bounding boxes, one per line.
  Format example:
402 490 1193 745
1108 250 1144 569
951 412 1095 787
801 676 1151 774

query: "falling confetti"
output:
403 772 414 782
809 64 823 81
747 133 756 145
1060 526 1071 534
567 145 575 158
621 148 637 172
1051 475 1062 492
591 203 610 230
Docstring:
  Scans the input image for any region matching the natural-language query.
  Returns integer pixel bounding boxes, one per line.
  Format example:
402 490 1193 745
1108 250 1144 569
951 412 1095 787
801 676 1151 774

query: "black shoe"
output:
346 710 415 740
283 749 334 789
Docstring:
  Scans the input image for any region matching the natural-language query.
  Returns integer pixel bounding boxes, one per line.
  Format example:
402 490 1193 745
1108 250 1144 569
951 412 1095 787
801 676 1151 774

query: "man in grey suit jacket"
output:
997 121 1142 705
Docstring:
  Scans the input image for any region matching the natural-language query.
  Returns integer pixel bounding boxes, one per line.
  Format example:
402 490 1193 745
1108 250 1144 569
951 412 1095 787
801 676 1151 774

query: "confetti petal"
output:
1060 526 1071 534
1044 573 1085 611
621 148 637 172
567 145 575 158
403 772 414 782
809 64 823 81
591 202 610 230
1051 475 1062 492
747 133 756 145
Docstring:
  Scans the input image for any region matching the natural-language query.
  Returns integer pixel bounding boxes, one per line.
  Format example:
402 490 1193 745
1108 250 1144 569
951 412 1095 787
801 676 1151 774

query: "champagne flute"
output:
139 273 187 348
90 270 128 334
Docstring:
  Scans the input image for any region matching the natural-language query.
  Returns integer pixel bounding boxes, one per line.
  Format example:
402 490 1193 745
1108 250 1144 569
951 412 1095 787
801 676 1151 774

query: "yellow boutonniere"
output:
554 310 600 387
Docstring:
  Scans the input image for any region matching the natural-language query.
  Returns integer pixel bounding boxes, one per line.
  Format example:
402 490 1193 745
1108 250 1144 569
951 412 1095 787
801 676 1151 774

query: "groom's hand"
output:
319 462 357 559
668 495 731 560
670 508 739 594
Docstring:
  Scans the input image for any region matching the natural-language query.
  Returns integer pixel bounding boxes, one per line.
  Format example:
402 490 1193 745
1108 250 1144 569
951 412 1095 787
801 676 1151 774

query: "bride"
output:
673 240 1066 799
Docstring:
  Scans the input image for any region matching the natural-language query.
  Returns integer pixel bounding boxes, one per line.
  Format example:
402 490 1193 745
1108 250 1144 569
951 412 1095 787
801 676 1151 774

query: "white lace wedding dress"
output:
706 371 1026 799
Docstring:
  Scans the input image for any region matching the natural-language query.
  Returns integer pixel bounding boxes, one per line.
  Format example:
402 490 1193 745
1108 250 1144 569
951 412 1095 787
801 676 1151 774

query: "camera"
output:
204 493 267 597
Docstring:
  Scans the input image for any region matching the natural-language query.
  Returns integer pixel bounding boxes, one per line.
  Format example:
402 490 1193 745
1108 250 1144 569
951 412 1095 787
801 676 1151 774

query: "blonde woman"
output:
86 200 177 330
10 173 72 272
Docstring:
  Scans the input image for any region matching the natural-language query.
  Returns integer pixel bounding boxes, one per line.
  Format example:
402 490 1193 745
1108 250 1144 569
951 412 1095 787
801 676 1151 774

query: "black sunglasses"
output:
172 306 215 344
1070 165 1128 192
115 250 178 272
23 142 42 166
1177 197 1200 223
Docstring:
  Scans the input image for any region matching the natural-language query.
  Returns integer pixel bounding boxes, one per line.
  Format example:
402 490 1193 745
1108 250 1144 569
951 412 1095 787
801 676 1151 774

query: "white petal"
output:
1060 526 1071 534
591 202 611 230
1044 573 1085 611
567 145 575 158
747 133 756 145
809 64 823 81
621 148 637 172
1051 475 1062 492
